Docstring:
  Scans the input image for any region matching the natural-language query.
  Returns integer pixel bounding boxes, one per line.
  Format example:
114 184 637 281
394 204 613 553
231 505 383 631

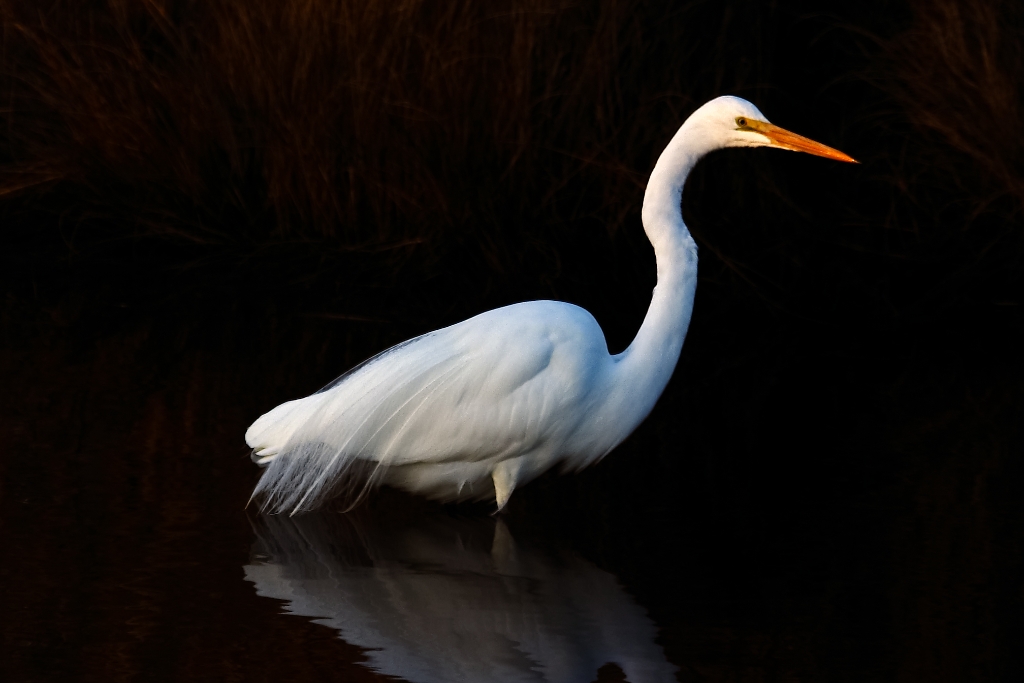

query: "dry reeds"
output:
0 0 1021 319
887 0 1024 212
864 0 1024 308
0 1 722 251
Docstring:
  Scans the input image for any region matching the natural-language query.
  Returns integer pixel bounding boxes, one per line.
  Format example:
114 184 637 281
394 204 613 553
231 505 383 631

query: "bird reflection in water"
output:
244 509 677 683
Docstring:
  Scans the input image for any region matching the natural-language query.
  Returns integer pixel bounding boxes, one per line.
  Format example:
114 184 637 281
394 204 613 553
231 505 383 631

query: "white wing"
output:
247 301 610 514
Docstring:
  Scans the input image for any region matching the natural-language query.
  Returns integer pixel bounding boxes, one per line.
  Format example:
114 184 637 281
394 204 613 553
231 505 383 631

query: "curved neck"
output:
640 119 707 256
608 119 707 424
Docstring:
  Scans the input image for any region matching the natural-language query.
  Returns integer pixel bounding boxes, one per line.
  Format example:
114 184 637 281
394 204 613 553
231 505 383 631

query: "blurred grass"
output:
0 0 1021 332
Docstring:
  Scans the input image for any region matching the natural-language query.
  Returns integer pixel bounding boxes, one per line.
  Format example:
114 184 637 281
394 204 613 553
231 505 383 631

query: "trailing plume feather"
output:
247 331 469 513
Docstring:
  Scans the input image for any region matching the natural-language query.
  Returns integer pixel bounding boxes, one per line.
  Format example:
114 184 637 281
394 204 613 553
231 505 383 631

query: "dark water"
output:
1 294 1022 683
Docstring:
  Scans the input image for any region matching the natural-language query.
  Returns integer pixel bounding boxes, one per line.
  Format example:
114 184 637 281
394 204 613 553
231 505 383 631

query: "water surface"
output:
246 511 676 682
2 299 1021 682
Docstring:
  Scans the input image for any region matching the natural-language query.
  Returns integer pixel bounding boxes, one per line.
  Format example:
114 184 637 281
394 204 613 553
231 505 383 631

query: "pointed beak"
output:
743 118 857 163
758 122 858 163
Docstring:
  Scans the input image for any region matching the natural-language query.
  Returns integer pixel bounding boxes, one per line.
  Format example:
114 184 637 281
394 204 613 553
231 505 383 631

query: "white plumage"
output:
246 96 855 514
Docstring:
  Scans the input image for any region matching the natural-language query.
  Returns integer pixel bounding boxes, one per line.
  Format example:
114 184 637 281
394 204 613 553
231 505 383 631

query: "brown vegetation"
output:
0 0 1018 325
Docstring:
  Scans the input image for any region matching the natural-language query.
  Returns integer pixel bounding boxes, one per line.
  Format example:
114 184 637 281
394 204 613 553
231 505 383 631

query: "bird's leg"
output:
490 519 519 571
492 459 520 513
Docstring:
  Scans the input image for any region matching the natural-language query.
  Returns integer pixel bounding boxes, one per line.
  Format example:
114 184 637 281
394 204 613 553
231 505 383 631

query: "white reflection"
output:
244 510 677 683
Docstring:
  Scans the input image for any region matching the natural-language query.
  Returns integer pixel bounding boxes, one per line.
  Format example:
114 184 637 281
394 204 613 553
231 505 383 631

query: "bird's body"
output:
247 96 854 514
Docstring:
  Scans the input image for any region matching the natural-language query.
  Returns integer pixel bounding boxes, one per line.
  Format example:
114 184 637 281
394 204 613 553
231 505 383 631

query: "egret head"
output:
692 95 857 163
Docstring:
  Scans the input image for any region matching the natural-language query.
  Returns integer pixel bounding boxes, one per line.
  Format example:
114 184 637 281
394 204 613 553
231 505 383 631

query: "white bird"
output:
246 96 856 515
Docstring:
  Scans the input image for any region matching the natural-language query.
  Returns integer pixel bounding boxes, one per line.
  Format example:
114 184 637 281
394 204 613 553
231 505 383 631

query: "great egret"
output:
247 95 856 514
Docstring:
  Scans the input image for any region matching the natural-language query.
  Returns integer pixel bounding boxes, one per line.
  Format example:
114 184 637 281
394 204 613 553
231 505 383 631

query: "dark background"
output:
1 0 1022 681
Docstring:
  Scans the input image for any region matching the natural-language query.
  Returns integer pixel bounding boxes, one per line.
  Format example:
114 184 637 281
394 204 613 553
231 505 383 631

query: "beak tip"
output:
764 123 858 165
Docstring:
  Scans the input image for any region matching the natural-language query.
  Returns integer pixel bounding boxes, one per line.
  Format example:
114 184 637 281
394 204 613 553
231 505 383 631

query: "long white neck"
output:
604 117 712 430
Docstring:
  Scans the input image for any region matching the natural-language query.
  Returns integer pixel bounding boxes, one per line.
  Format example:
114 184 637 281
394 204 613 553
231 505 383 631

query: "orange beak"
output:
746 120 858 163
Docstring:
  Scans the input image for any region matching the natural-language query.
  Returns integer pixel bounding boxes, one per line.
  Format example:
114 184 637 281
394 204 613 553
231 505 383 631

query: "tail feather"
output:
247 338 466 515
250 449 278 466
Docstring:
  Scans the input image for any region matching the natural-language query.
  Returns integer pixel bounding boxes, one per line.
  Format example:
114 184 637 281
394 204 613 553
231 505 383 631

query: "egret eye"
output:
736 117 748 128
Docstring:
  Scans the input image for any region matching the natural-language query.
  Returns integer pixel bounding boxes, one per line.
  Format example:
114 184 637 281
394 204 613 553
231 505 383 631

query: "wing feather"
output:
248 302 606 514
